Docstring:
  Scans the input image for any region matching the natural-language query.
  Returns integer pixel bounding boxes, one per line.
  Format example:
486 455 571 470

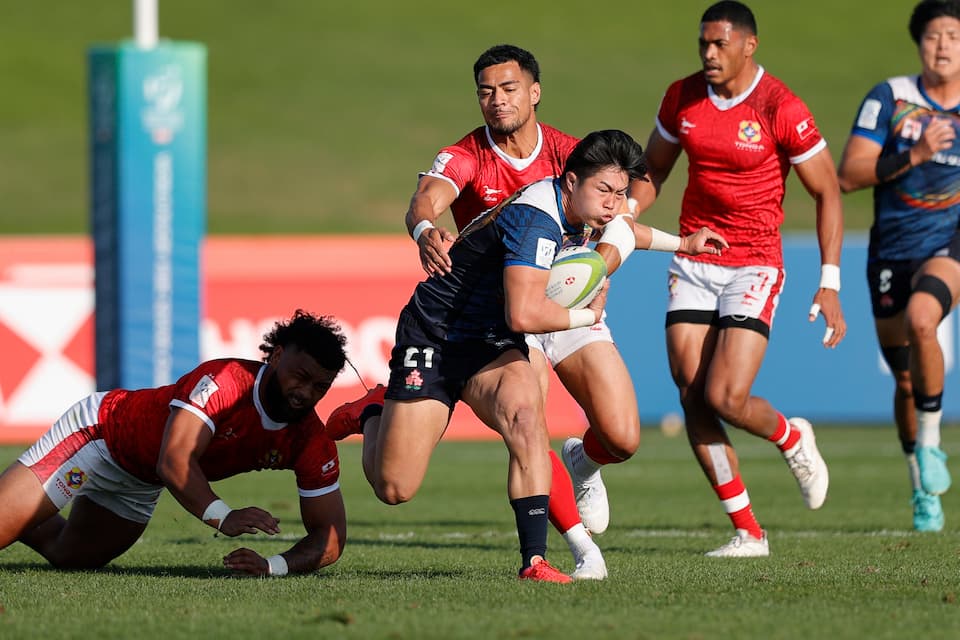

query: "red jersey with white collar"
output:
656 67 826 267
97 359 340 496
422 123 580 230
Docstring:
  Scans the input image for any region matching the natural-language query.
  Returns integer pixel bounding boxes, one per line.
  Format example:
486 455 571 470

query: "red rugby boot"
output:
324 384 386 440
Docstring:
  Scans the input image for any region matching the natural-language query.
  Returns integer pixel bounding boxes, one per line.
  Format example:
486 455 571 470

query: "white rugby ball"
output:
545 246 607 309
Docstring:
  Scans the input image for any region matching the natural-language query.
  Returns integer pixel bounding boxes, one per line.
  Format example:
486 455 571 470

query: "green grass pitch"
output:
1 426 958 639
0 1 914 235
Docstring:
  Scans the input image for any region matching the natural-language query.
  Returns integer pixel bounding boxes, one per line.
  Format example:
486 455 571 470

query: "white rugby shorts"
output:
18 392 163 524
666 255 783 327
525 313 614 366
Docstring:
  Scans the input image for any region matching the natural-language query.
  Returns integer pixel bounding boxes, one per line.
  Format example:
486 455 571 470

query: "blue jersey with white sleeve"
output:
850 75 960 261
410 177 588 342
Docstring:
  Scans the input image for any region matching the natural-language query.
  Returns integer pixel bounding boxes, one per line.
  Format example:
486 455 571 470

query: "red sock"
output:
582 428 624 465
768 412 800 452
713 475 762 539
547 450 581 534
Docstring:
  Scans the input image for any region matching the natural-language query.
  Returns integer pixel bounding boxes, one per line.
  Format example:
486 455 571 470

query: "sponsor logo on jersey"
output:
189 374 219 408
536 238 557 269
431 152 454 175
680 117 696 134
857 99 882 130
901 118 923 142
482 186 504 201
404 369 423 391
795 117 815 140
738 120 762 143
64 466 87 490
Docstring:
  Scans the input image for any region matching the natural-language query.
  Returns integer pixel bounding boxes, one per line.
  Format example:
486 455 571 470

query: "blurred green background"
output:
0 1 916 236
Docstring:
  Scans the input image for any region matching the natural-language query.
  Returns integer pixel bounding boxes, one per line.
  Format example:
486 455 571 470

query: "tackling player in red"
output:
0 310 348 577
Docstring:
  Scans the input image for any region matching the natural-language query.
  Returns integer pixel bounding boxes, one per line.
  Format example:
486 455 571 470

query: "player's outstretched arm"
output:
795 149 847 348
405 176 458 277
156 407 280 537
222 490 347 577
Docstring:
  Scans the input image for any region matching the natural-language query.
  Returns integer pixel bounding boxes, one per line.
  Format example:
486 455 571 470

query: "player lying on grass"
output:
0 310 348 577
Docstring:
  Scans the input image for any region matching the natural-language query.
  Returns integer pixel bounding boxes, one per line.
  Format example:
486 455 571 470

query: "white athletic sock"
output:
570 443 602 477
917 409 943 448
563 523 596 557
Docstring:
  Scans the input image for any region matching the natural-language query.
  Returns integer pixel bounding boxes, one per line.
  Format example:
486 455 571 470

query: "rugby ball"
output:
545 246 607 309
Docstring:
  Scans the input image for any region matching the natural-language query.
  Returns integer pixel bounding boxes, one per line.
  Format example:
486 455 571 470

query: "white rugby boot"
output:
705 529 770 558
783 417 829 509
561 437 610 534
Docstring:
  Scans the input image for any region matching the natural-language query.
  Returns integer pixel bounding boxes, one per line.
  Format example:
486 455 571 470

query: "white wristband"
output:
412 220 435 243
648 227 682 253
568 308 596 329
266 554 289 577
201 499 232 530
819 264 840 291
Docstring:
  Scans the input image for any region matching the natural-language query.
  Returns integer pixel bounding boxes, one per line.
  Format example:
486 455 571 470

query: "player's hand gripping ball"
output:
545 246 607 309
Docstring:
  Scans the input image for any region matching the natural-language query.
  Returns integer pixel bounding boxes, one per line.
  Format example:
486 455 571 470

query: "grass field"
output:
1 426 959 639
0 1 915 235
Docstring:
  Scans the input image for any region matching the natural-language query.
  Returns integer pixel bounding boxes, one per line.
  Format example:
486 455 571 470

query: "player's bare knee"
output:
374 479 414 506
703 387 746 425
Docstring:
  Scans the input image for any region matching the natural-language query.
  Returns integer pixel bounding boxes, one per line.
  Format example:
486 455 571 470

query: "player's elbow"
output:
505 309 539 334
836 173 858 194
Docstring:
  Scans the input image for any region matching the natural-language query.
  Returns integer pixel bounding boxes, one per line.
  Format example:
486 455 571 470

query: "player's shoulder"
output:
539 122 580 146
755 70 804 104
179 358 260 393
447 126 488 152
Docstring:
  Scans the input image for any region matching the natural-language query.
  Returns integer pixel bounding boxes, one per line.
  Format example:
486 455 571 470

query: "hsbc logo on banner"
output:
0 266 96 426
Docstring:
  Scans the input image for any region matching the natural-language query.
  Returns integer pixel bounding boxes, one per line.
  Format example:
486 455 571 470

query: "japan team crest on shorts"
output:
404 369 423 391
64 467 87 490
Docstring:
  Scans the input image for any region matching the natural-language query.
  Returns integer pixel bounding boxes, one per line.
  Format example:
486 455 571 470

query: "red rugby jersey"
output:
656 67 826 267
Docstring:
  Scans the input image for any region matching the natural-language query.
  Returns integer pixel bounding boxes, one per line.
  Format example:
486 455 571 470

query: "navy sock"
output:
510 494 549 570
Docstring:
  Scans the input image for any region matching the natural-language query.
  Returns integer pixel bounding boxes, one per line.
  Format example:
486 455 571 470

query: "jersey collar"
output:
484 123 544 171
707 65 765 111
254 364 288 431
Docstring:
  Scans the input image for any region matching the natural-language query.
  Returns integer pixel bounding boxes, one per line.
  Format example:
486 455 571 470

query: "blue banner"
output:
89 41 206 389
606 234 959 423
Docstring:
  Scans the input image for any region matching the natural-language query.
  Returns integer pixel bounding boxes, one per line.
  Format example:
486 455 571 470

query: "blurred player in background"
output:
631 1 845 557
352 129 645 584
837 0 960 532
0 310 348 577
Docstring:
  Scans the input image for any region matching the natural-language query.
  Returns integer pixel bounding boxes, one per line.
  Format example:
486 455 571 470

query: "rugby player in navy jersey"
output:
367 130 645 582
838 0 960 532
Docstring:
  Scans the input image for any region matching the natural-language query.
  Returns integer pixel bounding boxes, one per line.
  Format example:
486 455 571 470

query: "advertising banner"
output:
89 41 206 390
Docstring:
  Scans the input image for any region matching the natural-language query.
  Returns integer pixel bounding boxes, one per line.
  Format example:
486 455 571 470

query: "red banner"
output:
0 236 587 444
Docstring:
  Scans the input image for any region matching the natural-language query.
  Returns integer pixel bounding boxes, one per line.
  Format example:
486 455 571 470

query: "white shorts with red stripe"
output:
18 392 162 524
666 255 784 328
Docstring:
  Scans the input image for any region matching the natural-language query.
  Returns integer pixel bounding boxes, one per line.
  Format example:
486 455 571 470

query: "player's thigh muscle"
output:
463 350 544 439
706 327 768 401
554 341 639 436
375 398 450 499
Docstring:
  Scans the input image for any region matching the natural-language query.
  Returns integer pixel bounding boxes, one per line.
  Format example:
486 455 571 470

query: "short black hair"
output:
562 130 647 183
260 309 347 373
473 44 541 85
701 1 758 36
909 0 960 44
